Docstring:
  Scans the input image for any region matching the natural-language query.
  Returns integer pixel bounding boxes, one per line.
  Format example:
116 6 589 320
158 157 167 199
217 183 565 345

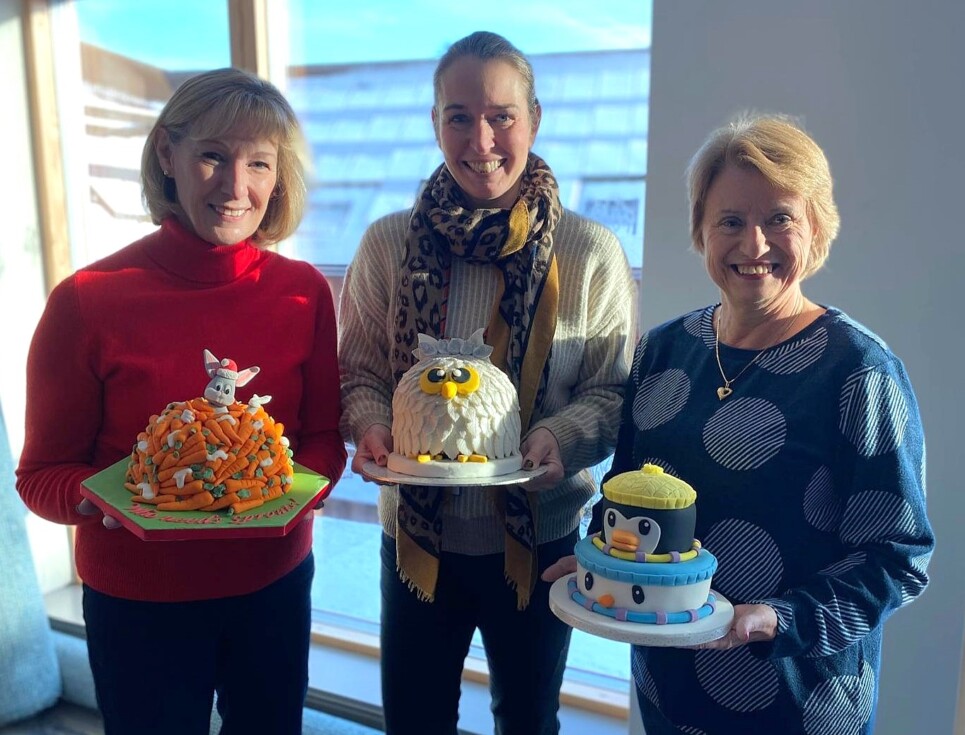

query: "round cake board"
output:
549 574 734 647
361 460 547 487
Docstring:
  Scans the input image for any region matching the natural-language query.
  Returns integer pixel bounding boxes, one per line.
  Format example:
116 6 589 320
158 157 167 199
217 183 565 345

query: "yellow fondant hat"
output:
602 463 696 510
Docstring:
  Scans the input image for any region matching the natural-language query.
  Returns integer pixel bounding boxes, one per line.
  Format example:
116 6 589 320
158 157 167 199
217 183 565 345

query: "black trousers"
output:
379 530 577 735
83 552 314 735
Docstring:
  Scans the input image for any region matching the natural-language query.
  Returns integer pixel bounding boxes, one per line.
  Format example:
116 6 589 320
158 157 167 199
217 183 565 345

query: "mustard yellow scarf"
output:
391 153 562 609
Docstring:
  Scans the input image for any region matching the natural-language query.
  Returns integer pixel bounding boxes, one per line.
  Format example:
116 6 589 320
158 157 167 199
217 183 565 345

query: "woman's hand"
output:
76 498 122 529
541 554 577 583
521 427 564 491
352 424 393 481
692 603 778 650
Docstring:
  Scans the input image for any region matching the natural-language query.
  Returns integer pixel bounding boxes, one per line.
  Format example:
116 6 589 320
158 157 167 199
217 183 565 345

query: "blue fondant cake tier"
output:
572 534 719 620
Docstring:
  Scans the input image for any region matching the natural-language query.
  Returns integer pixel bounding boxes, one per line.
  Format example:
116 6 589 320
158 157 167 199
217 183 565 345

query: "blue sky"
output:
76 0 651 69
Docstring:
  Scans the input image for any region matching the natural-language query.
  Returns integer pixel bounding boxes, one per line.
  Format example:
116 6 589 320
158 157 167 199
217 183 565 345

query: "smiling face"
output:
700 164 814 316
432 56 540 210
155 128 279 246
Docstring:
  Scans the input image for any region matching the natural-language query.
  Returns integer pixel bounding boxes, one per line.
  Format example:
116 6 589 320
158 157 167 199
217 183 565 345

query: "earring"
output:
163 170 170 177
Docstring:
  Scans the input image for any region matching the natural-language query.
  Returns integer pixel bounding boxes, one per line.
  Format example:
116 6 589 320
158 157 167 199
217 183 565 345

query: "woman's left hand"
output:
692 603 778 650
520 427 564 491
76 497 122 529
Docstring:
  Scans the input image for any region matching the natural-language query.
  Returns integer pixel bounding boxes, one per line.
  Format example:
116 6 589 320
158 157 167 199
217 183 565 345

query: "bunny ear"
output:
235 366 260 387
203 349 220 376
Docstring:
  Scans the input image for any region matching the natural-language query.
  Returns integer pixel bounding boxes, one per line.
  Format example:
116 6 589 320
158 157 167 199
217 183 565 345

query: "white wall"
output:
642 1 965 733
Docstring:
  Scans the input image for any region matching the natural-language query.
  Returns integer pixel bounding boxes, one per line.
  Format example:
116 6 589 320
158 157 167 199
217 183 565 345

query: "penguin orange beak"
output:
597 594 615 608
610 529 639 552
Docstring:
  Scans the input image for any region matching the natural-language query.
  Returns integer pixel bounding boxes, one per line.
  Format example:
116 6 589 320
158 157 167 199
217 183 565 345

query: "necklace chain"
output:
713 305 799 400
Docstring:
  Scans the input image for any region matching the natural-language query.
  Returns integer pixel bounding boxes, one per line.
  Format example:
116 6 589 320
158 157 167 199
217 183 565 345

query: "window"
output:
67 0 231 270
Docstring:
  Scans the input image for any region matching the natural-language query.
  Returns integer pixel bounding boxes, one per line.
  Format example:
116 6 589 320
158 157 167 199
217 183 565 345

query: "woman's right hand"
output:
76 498 122 529
541 554 577 582
352 424 393 480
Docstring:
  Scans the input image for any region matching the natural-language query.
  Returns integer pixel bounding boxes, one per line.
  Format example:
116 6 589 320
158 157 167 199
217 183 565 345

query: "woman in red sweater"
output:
16 68 346 735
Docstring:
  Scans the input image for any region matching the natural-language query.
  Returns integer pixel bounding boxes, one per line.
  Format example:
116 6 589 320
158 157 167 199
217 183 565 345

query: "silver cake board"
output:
549 574 734 647
361 460 546 487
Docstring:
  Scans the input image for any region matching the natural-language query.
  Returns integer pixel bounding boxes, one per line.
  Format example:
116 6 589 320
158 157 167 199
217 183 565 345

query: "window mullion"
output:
228 0 269 78
21 0 71 294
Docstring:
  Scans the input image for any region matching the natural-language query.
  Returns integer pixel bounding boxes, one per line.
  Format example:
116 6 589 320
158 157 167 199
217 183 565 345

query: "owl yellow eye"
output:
453 366 480 394
420 367 450 394
419 364 481 395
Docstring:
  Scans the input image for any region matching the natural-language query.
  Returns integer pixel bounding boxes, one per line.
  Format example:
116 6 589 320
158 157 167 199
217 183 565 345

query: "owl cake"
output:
387 329 522 479
570 464 720 624
123 349 294 514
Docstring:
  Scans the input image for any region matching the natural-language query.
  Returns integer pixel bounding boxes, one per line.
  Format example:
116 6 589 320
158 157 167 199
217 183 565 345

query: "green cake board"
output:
81 458 328 541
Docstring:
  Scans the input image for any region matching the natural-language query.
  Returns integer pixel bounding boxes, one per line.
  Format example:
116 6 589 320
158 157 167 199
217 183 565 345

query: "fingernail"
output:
377 454 387 466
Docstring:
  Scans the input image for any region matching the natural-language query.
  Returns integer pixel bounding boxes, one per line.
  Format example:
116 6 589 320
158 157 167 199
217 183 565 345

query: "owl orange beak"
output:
441 381 458 400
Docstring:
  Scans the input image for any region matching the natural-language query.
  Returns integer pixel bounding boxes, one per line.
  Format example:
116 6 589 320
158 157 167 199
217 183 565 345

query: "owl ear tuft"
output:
467 328 494 360
414 329 494 362
414 332 440 361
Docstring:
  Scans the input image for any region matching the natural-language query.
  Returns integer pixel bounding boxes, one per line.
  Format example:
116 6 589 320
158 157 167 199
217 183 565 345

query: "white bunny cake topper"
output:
202 349 263 408
412 327 494 362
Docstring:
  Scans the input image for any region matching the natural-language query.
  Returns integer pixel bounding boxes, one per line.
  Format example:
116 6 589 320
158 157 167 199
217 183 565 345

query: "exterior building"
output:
80 45 650 296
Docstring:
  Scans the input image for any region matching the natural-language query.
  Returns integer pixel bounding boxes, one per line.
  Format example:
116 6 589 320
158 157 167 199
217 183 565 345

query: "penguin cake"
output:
570 464 720 625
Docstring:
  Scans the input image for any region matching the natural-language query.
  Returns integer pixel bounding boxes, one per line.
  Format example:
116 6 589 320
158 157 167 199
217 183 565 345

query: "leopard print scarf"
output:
391 152 562 609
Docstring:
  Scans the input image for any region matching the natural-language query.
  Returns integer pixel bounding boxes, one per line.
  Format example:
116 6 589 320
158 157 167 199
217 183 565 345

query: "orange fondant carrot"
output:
228 497 265 515
214 455 249 484
224 477 263 493
176 448 208 467
235 434 263 462
157 464 197 484
235 416 256 445
157 479 206 496
198 492 241 511
204 419 232 446
157 491 215 512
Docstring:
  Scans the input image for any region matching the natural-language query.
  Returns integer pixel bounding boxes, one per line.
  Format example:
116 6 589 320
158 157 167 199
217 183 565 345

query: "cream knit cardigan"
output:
338 208 635 554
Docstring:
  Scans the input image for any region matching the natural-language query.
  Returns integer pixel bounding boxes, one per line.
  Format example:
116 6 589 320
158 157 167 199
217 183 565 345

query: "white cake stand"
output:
361 460 547 487
549 574 734 647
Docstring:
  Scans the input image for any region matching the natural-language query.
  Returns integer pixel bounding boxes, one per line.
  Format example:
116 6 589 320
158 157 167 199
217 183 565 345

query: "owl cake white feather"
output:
387 329 523 479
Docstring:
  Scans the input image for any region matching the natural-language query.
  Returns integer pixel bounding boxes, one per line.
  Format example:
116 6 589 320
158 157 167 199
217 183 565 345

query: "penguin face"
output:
603 506 661 554
579 570 647 610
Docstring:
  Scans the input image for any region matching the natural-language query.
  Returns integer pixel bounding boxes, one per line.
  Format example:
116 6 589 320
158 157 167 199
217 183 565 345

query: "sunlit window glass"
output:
59 0 230 269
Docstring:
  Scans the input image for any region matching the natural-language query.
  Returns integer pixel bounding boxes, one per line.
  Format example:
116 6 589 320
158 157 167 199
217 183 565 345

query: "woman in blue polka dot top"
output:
545 113 934 734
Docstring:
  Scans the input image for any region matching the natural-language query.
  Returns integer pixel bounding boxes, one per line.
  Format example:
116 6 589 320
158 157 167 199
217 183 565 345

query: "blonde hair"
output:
141 67 307 245
433 31 539 121
687 113 840 278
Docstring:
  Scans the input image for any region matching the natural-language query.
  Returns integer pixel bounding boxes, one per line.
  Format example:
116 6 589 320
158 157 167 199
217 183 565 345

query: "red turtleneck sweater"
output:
16 218 346 601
